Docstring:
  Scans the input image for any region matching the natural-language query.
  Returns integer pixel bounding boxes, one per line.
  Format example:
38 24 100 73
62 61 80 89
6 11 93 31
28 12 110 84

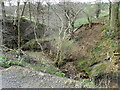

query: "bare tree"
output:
95 0 101 18
61 1 83 34
82 3 96 28
45 1 83 66
32 2 44 53
83 10 92 28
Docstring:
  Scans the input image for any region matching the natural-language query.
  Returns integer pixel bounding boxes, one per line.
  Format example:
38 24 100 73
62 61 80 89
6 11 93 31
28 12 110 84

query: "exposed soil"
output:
74 23 103 57
58 23 104 80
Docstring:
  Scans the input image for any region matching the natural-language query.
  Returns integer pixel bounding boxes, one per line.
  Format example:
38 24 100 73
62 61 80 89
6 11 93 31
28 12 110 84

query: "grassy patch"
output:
77 59 95 74
100 13 109 17
74 18 88 28
55 72 65 77
0 58 25 68
79 79 95 87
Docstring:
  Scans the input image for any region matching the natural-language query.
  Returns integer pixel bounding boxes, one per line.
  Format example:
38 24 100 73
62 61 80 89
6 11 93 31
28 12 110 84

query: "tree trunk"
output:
21 2 27 17
109 1 112 22
110 1 119 32
95 3 101 18
28 2 31 21
1 2 6 19
17 2 21 49
0 2 5 57
110 1 120 72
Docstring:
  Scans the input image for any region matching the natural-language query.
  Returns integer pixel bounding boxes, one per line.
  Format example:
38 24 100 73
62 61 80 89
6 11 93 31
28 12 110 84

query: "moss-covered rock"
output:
90 62 109 77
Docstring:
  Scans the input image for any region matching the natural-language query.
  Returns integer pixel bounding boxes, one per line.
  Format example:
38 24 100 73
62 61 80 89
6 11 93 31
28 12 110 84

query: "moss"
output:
100 13 109 17
77 59 95 73
79 79 96 87
100 24 110 33
90 63 108 77
90 61 119 78
55 72 65 77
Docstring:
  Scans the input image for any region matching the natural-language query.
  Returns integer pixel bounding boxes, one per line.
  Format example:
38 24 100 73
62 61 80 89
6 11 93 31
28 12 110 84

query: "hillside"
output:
0 1 120 89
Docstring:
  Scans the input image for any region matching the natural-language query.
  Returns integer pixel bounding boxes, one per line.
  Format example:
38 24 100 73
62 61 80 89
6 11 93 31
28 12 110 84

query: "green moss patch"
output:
90 63 108 77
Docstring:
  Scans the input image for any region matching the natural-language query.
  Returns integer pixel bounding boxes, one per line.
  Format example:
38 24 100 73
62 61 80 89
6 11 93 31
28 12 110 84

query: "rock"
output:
90 62 120 87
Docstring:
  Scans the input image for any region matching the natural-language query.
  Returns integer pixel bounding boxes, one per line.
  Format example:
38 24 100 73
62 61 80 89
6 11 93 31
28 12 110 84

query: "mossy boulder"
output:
77 58 120 86
90 61 120 87
90 62 110 77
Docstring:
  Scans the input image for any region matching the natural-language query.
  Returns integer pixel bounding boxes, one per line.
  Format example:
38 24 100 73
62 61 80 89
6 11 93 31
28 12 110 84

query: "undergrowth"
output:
0 55 25 68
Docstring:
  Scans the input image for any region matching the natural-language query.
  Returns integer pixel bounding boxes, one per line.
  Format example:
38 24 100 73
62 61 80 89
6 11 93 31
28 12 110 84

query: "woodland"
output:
0 0 120 88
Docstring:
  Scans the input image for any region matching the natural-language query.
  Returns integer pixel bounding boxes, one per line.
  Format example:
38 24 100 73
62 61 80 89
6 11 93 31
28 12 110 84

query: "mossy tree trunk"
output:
28 2 31 21
17 2 21 50
110 1 120 74
110 1 119 32
0 2 5 57
108 0 112 23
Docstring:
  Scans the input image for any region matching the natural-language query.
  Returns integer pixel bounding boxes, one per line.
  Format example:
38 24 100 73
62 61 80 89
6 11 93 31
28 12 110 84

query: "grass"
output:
74 12 109 29
79 79 95 87
100 13 109 17
0 59 25 68
0 54 25 68
1 14 45 26
27 64 65 77
74 18 88 28
55 72 65 77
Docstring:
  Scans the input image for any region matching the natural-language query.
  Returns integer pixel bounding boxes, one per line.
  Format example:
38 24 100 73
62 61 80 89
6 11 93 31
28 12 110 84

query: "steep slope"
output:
72 23 119 87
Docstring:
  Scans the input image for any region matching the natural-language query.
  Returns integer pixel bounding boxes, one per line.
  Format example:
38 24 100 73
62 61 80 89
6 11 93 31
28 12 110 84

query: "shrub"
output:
0 55 25 68
50 35 78 65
